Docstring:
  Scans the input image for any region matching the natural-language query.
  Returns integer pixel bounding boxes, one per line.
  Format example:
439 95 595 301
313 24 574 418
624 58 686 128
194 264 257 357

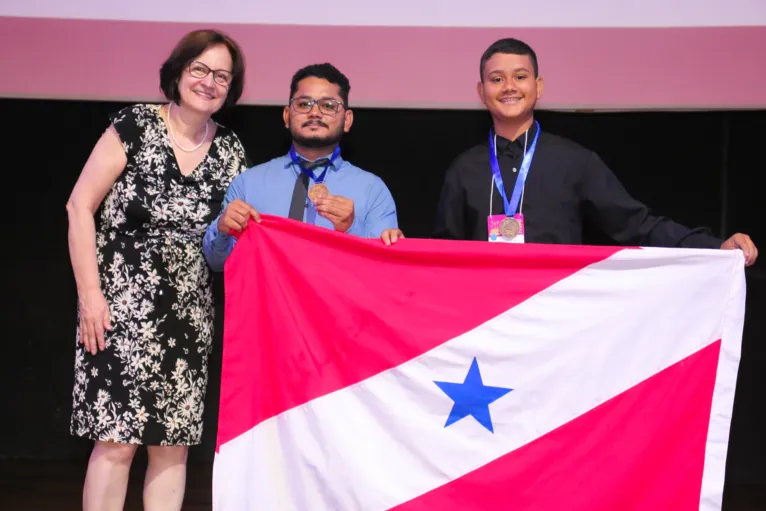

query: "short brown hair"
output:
159 29 245 108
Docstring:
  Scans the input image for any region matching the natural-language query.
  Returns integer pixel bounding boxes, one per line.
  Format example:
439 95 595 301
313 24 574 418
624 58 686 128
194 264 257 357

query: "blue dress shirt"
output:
202 151 398 271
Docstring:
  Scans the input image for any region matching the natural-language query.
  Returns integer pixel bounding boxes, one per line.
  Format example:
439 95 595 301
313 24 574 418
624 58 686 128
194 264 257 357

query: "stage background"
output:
0 100 764 488
1 0 765 495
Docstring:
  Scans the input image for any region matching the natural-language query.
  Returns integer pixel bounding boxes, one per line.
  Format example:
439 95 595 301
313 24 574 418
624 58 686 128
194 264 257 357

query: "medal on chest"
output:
487 121 540 244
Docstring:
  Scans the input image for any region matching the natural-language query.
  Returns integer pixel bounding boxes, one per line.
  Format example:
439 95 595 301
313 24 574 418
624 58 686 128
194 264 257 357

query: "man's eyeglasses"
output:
187 61 233 87
290 98 345 116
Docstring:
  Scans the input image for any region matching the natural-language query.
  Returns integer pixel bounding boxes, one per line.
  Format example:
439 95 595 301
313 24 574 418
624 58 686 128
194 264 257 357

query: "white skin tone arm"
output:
65 125 127 355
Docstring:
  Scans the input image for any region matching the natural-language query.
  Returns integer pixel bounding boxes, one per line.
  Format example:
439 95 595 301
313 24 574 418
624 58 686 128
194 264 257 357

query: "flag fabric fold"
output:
213 216 745 511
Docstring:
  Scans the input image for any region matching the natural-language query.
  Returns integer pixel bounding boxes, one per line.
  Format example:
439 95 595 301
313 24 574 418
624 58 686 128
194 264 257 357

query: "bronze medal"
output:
308 183 329 203
499 217 520 239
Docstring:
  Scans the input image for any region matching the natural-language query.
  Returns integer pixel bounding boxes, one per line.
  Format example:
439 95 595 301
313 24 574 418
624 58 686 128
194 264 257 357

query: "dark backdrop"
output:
0 98 763 487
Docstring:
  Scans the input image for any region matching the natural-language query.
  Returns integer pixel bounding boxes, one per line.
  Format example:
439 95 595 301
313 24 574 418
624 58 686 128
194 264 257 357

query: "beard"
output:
290 123 344 148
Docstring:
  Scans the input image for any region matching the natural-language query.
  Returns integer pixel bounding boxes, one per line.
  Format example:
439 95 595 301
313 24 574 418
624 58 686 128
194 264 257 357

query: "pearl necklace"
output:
167 102 209 153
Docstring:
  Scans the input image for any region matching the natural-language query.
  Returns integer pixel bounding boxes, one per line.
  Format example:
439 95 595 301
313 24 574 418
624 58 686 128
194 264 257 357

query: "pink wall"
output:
4 0 765 27
1 16 765 110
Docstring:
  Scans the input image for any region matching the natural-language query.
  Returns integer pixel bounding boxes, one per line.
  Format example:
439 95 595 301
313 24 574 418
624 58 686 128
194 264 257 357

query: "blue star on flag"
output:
434 357 512 433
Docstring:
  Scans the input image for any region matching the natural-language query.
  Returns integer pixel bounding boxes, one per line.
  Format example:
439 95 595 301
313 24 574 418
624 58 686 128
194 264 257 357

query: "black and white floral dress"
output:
70 104 247 446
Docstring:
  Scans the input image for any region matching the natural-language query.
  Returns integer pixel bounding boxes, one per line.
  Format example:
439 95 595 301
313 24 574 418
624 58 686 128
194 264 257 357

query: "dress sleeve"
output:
107 104 144 162
230 131 251 174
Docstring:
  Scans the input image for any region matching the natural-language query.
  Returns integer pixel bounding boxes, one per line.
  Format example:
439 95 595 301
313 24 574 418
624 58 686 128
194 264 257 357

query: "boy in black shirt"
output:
433 38 757 266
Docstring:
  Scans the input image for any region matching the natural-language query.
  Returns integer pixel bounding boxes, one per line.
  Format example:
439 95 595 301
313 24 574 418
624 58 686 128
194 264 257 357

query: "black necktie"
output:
287 158 330 221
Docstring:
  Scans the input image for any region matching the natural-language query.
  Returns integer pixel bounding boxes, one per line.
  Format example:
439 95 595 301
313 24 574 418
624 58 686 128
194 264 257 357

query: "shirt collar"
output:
494 120 539 156
283 148 345 172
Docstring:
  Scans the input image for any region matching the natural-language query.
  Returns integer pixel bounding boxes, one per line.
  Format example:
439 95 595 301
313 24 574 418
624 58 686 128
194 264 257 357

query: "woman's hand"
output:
78 289 111 355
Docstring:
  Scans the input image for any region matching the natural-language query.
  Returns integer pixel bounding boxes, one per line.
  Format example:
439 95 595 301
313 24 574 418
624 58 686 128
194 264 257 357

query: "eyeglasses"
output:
290 98 345 116
187 60 233 87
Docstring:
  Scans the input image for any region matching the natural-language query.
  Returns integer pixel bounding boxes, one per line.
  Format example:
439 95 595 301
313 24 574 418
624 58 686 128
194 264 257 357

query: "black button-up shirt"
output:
433 122 722 248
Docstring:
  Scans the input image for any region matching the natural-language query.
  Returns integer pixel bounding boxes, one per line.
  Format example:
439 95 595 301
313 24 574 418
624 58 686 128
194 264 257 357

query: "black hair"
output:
289 63 351 106
479 38 538 80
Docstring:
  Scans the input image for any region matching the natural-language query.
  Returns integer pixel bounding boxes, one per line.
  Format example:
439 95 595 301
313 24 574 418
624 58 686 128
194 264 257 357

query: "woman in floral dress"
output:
66 30 248 510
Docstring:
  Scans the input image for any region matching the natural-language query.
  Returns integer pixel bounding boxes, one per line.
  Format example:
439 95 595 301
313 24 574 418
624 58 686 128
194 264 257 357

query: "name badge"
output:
488 214 525 243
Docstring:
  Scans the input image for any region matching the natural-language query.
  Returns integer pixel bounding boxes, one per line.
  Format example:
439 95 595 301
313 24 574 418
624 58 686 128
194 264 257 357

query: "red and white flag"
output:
213 216 745 511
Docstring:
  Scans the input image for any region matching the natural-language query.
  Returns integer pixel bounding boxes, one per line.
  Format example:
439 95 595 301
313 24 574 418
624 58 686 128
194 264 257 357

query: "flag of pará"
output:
213 216 746 511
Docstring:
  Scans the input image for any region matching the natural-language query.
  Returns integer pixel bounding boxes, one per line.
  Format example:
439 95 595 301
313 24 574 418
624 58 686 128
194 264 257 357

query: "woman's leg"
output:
82 440 138 511
143 445 189 511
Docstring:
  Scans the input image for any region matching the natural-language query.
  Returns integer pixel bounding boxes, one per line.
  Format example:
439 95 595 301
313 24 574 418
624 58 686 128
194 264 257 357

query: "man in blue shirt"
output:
203 63 403 270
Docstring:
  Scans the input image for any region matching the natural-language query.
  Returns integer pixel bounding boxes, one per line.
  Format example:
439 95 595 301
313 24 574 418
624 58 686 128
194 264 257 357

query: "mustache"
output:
302 120 328 128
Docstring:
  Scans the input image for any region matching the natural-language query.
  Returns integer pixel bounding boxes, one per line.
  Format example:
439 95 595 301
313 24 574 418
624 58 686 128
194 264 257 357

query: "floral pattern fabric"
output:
70 103 246 445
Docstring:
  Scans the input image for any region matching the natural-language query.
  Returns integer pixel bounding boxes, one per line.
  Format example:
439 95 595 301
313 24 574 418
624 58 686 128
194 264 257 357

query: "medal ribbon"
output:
489 121 540 216
289 145 341 184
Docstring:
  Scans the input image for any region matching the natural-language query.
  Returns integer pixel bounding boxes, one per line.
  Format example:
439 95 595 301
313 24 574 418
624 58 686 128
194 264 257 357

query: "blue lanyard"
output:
288 145 341 184
488 121 540 216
